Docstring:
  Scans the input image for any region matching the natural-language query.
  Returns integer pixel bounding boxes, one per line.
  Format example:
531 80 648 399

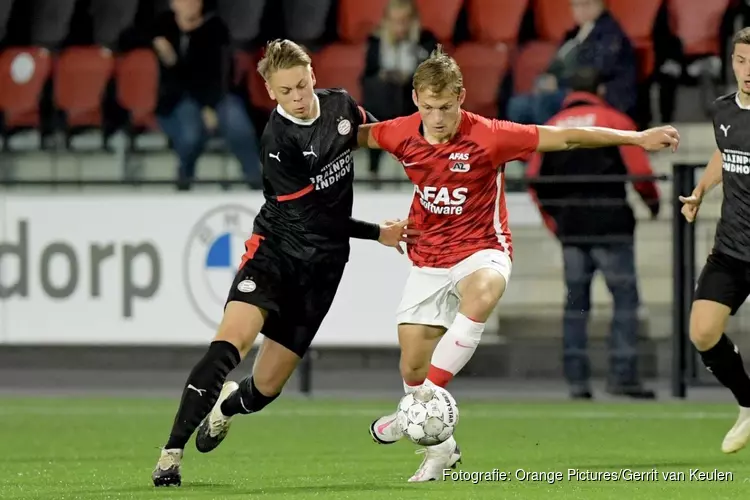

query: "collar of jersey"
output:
735 92 750 110
276 94 320 126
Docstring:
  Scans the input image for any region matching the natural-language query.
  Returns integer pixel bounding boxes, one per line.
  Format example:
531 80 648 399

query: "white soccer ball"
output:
396 385 459 446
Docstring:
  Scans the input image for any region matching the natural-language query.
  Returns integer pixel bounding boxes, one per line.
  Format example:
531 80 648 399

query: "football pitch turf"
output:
3 397 750 499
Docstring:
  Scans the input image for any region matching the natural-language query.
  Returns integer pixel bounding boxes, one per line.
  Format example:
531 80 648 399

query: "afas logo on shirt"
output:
415 186 468 215
449 152 470 161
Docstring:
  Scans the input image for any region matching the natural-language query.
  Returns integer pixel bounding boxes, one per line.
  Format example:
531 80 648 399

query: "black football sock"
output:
699 334 750 408
221 376 279 416
164 341 241 449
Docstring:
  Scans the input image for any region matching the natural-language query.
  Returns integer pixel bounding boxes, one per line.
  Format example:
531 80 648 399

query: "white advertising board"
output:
0 190 540 345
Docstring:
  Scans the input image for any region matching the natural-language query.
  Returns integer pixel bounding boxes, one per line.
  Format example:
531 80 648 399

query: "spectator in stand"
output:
361 0 437 180
153 0 261 191
526 68 659 401
507 0 637 125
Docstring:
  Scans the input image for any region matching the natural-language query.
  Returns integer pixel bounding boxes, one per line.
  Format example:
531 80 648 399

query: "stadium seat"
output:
337 0 389 44
467 0 529 45
115 49 158 130
0 47 52 129
310 43 367 102
667 0 731 56
512 41 557 94
608 0 661 81
244 50 275 113
533 0 575 43
54 47 115 130
452 42 509 117
414 0 463 44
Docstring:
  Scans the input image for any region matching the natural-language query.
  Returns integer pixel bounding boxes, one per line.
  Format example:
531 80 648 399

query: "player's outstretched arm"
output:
536 125 680 153
679 149 722 223
357 123 382 149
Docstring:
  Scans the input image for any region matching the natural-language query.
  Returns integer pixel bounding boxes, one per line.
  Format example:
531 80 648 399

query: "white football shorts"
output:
395 249 512 329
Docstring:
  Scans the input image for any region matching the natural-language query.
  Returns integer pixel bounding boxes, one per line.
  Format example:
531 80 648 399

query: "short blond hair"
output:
412 45 463 96
257 39 311 81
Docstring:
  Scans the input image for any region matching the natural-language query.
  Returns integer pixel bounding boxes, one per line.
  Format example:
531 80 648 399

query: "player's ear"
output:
457 88 466 107
264 80 276 101
412 89 419 108
310 66 317 87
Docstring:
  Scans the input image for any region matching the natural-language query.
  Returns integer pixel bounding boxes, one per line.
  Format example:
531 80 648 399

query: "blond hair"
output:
257 39 311 81
733 27 750 49
412 45 463 96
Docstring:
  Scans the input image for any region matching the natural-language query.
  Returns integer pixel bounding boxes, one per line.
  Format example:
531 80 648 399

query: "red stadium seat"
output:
311 43 367 102
452 42 509 117
245 50 275 113
467 0 529 45
667 0 730 56
0 47 52 128
533 0 575 43
338 0 389 44
415 0 463 44
115 49 158 129
512 41 557 94
608 0 661 81
54 46 115 129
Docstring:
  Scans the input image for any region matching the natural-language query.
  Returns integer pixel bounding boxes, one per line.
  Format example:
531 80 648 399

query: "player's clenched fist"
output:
679 189 704 223
378 219 420 254
638 125 680 152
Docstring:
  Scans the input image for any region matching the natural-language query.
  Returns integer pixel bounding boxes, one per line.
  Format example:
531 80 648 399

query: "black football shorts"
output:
225 234 346 357
694 251 750 315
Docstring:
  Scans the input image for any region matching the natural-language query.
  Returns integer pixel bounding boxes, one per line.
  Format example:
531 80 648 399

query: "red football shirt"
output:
371 110 539 268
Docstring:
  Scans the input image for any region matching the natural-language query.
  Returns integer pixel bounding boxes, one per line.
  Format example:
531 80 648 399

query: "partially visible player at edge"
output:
152 39 418 487
360 45 680 482
680 27 750 455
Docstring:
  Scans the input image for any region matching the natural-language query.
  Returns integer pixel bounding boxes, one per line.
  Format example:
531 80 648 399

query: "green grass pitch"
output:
2 397 750 499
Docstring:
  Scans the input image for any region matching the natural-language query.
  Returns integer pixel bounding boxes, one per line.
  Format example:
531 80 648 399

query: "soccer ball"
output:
396 385 459 446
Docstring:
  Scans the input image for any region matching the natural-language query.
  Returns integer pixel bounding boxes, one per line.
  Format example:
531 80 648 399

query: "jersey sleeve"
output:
370 117 407 155
487 120 540 164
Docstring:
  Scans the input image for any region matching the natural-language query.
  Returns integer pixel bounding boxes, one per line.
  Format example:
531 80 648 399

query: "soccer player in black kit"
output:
680 28 750 454
152 39 418 486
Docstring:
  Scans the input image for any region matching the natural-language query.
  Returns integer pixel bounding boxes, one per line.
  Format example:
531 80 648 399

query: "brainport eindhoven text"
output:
444 468 734 484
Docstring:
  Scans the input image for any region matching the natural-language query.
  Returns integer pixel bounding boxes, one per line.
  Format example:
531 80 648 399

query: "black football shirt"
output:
712 92 750 263
252 88 373 262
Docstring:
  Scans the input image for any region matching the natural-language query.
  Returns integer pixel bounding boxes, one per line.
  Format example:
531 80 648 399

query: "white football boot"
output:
722 406 750 453
195 381 239 453
152 448 183 487
369 411 404 444
409 436 462 482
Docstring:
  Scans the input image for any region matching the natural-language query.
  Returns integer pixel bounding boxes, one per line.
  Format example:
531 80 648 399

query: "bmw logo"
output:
183 205 257 329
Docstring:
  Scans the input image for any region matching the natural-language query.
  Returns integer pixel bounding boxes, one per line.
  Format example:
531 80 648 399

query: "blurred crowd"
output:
0 0 741 184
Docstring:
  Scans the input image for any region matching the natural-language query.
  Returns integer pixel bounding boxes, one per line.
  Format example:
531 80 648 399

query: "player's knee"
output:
689 301 729 351
214 302 266 356
459 273 505 319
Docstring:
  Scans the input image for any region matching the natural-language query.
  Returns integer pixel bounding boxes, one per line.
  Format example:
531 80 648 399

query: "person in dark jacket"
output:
526 68 659 400
507 0 637 124
154 0 261 190
361 0 437 179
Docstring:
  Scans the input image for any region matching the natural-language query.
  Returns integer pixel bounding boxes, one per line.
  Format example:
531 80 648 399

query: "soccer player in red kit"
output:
357 46 680 482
